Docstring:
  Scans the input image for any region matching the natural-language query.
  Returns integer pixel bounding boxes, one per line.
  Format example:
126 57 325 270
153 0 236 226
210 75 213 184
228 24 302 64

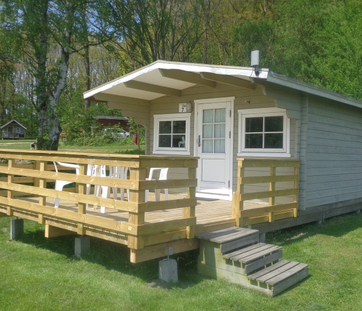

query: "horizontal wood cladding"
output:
305 98 362 208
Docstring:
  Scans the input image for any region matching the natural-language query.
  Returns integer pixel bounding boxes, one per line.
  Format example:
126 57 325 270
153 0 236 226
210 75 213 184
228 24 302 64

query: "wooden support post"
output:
183 167 196 239
128 167 146 249
77 164 87 235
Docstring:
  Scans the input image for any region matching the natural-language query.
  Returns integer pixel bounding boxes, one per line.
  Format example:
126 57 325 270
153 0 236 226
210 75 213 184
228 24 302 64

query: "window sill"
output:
237 152 291 158
153 150 191 155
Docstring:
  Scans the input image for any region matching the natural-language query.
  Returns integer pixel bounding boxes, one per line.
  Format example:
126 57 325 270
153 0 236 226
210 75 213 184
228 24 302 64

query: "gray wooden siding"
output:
305 97 362 208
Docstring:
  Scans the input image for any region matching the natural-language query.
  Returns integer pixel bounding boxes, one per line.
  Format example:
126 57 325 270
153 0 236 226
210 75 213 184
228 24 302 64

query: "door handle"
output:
198 135 201 147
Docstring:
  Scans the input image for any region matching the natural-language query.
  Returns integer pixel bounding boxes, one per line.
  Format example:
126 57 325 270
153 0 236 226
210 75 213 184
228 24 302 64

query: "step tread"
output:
248 260 308 285
196 227 259 244
224 243 282 264
267 262 308 286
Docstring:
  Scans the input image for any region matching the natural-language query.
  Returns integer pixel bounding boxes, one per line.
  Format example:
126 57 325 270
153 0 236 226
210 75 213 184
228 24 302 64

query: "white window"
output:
238 108 290 157
153 113 191 154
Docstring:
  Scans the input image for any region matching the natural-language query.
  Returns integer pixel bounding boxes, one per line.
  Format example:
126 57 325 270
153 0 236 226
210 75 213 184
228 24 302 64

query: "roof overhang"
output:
84 60 362 110
84 60 267 102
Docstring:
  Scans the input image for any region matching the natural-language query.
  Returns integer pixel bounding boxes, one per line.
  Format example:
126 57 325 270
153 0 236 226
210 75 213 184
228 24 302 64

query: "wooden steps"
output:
197 227 308 297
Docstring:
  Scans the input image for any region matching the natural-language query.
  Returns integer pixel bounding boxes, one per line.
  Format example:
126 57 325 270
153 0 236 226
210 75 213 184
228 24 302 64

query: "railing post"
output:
37 161 47 224
293 165 299 217
233 159 245 227
269 166 276 222
6 159 14 216
78 164 87 214
128 166 146 249
183 167 196 239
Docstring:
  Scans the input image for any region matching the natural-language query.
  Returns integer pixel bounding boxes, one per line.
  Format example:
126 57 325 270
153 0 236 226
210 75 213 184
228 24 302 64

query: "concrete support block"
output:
10 218 24 240
355 210 361 214
159 258 178 283
74 236 90 258
259 233 266 243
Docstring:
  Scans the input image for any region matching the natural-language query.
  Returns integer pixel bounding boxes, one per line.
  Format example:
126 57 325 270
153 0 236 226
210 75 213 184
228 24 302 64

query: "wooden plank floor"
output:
19 193 267 228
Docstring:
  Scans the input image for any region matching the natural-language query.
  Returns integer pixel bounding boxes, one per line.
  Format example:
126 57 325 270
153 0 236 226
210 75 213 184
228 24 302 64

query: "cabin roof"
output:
84 60 362 110
1 119 27 130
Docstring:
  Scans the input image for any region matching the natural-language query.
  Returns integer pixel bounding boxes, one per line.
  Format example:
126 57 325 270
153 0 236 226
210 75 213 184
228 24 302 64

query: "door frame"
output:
194 97 234 201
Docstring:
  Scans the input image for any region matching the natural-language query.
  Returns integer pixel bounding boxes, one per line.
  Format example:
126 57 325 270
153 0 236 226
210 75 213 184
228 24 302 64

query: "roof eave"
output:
265 71 362 109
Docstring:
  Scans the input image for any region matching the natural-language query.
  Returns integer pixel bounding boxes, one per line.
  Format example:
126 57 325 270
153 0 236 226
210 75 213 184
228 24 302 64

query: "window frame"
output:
238 108 291 157
153 113 191 155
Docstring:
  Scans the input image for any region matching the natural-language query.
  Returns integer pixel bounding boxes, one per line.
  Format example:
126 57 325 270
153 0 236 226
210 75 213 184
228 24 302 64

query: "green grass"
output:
0 139 144 154
1 213 362 310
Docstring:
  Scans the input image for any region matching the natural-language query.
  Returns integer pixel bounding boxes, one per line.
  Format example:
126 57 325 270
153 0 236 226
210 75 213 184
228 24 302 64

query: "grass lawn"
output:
0 139 144 154
1 140 362 310
1 213 362 311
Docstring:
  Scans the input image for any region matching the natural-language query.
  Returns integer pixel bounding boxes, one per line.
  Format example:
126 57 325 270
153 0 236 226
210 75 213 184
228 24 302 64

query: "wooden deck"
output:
0 150 300 263
18 194 237 234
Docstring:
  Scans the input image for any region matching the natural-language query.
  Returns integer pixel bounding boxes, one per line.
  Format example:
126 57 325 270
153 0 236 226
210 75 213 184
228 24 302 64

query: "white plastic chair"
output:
53 162 80 208
145 168 169 202
54 162 107 211
107 166 129 201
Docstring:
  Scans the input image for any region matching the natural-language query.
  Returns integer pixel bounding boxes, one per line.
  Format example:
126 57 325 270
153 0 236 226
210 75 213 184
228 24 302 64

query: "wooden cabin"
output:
84 60 362 225
2 61 362 294
1 120 27 140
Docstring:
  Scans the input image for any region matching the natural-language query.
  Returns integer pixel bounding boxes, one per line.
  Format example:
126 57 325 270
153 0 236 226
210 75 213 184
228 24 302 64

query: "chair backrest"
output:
148 168 168 180
54 161 80 175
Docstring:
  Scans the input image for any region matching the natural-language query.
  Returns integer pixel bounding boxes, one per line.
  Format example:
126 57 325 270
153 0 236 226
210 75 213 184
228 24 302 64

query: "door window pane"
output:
214 139 225 153
214 124 225 138
203 109 213 123
202 140 213 153
215 108 226 123
203 125 213 138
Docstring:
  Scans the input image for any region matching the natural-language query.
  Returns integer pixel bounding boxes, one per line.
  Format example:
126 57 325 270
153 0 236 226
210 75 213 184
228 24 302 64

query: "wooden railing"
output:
232 158 300 227
0 150 198 255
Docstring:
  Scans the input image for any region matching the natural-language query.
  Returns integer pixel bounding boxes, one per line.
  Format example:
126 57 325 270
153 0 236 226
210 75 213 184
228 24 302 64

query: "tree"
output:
105 0 205 69
0 0 112 149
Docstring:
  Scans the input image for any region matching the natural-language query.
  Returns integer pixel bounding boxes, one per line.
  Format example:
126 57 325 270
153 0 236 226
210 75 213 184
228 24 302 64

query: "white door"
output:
195 98 233 200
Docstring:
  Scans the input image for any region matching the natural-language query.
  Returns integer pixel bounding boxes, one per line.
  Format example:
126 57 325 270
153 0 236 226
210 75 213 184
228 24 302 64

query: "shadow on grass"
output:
15 220 202 287
266 211 362 247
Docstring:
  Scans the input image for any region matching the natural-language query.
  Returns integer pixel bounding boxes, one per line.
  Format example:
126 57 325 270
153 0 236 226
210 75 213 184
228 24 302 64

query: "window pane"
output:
173 135 186 148
202 140 213 153
265 133 283 148
245 117 263 132
173 121 186 134
214 124 225 138
215 108 225 123
245 134 262 148
203 124 213 138
159 121 171 134
203 109 213 123
214 139 225 153
265 116 283 132
159 135 171 147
